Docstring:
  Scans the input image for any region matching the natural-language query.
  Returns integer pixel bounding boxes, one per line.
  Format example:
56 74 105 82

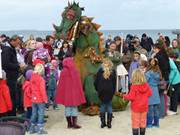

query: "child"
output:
22 69 33 119
55 57 86 129
123 69 152 135
128 51 141 83
145 58 161 128
46 60 59 110
29 63 48 134
139 60 148 74
0 70 12 117
94 58 116 128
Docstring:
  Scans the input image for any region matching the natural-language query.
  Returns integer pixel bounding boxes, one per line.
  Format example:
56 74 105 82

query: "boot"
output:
37 124 48 134
66 117 73 128
29 123 37 134
140 128 146 135
107 113 112 128
153 116 159 128
132 128 139 135
72 116 81 129
100 113 106 128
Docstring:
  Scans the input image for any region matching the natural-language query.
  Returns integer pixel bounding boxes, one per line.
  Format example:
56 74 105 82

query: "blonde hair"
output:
102 58 113 79
131 69 147 85
34 64 44 75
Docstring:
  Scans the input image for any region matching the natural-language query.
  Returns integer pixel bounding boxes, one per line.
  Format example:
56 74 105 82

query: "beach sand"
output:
26 106 180 135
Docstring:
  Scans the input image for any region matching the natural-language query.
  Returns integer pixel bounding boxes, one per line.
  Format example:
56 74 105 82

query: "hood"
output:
0 80 7 85
133 83 150 93
23 81 30 91
63 57 75 69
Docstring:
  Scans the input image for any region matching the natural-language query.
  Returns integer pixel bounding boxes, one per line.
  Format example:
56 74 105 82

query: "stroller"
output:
0 116 30 135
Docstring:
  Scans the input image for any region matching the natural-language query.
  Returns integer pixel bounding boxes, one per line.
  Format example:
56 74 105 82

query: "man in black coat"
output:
140 33 154 57
1 35 25 116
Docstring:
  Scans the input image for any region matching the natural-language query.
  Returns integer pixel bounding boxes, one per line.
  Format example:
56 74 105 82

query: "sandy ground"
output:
26 106 180 135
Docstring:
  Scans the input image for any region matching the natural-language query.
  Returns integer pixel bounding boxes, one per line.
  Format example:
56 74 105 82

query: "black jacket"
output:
94 68 116 103
1 45 20 79
155 49 170 81
140 37 153 52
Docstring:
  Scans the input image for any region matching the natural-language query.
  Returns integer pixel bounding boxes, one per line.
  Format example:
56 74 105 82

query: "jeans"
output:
159 93 165 118
119 75 129 93
65 107 78 117
147 104 160 126
31 103 45 124
7 78 18 116
26 107 32 119
47 88 57 108
170 83 180 112
100 101 112 113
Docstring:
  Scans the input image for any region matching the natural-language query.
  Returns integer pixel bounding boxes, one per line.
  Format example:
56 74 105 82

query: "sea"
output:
0 29 177 42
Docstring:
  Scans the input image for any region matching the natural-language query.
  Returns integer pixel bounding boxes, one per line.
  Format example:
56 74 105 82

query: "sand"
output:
26 106 180 135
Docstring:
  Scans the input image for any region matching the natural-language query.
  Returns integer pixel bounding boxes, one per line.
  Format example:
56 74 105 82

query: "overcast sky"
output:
0 0 180 30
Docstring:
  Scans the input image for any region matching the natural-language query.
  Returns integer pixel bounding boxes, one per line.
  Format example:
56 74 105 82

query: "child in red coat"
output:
22 69 33 119
0 70 12 117
29 63 48 134
123 69 152 135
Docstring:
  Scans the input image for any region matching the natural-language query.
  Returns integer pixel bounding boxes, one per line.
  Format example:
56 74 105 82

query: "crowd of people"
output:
0 32 179 135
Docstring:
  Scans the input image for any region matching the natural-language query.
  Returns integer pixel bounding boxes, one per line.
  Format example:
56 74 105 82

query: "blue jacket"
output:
169 58 180 85
145 70 160 105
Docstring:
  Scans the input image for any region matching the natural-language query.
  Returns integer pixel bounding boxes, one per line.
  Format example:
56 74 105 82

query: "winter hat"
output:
25 70 33 80
33 59 45 66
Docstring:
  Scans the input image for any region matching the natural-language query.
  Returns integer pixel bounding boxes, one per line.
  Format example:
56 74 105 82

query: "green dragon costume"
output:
53 2 128 115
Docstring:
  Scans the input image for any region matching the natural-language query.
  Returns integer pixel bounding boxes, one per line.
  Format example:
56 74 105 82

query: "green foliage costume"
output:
53 2 128 115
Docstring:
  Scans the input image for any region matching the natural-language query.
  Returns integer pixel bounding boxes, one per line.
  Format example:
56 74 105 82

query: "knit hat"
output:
25 70 33 81
51 60 58 68
33 59 45 66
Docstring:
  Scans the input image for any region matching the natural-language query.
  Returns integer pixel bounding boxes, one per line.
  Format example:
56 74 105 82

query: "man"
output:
43 35 55 59
1 35 25 116
105 35 113 49
140 33 153 56
132 37 148 57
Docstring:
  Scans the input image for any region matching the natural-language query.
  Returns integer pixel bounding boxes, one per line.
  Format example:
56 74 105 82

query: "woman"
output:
154 43 170 118
58 41 72 69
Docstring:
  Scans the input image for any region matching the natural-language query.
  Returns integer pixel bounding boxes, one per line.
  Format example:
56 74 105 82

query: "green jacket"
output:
169 58 180 85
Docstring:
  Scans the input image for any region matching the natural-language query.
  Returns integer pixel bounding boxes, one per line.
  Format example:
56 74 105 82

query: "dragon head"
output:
53 2 84 40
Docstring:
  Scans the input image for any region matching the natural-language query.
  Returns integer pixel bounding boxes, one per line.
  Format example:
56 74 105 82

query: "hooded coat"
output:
55 57 86 106
124 83 152 112
0 80 12 113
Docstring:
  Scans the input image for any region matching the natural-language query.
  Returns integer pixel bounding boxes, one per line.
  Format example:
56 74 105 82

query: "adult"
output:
154 43 170 81
154 43 170 118
140 33 154 57
58 41 72 69
1 35 25 116
105 35 113 49
167 50 180 115
114 36 122 53
43 35 55 59
132 37 148 57
105 41 122 68
171 39 180 59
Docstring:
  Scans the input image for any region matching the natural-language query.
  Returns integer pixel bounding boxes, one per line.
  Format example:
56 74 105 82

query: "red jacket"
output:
0 80 12 113
30 73 48 103
124 83 152 112
22 81 32 108
43 43 54 59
